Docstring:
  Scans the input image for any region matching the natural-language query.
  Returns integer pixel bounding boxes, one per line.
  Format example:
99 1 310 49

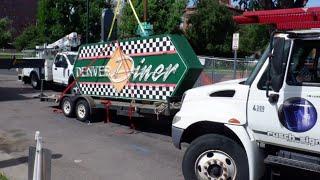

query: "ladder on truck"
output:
234 7 320 30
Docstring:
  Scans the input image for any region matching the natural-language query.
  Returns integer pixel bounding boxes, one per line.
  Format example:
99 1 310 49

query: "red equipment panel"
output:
234 7 320 30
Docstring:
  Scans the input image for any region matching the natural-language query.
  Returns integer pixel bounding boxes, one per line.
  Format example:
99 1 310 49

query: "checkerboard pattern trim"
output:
78 83 176 101
78 36 176 59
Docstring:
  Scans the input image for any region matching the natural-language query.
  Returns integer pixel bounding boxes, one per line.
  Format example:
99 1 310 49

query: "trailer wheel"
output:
30 73 40 89
182 134 249 180
61 97 75 117
75 99 90 122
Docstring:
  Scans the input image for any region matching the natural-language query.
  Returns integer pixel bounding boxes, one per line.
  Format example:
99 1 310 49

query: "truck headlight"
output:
172 115 181 124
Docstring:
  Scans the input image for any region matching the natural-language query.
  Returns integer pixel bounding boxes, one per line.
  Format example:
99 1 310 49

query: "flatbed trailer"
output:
50 34 202 122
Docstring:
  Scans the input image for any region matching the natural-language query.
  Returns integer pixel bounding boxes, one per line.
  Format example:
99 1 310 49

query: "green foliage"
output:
37 0 105 42
15 0 106 50
14 25 45 50
119 0 187 38
186 0 236 56
238 24 269 55
0 173 8 180
0 18 12 48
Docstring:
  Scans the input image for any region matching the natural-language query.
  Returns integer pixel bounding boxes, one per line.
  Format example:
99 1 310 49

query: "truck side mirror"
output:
269 37 286 92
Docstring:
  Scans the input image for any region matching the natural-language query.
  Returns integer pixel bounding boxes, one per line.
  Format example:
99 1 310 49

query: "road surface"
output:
0 69 184 180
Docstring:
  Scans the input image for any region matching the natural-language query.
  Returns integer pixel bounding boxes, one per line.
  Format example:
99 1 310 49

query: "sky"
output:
307 0 320 7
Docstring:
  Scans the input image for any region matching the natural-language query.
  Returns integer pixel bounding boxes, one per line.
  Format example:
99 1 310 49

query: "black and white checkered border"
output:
79 36 176 59
78 83 175 100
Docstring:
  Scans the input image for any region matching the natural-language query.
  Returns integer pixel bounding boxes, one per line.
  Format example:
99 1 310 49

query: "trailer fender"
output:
225 124 265 180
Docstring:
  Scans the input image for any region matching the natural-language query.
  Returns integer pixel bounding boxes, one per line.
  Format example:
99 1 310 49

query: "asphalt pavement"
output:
0 69 184 180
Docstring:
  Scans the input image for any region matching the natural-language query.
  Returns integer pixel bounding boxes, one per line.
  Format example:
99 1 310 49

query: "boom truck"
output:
172 7 320 180
18 32 80 89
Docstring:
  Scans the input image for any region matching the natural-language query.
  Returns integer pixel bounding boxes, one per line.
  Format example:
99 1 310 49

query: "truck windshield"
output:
244 45 269 85
67 55 77 65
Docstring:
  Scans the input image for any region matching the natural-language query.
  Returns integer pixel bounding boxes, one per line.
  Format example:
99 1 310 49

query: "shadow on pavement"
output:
0 153 62 169
0 87 37 102
100 112 173 137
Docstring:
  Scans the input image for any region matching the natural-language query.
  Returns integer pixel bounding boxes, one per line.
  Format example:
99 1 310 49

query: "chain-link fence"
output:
194 56 258 87
0 49 23 58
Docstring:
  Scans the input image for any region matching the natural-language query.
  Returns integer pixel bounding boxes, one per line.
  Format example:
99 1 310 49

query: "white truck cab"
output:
172 30 320 180
52 52 77 85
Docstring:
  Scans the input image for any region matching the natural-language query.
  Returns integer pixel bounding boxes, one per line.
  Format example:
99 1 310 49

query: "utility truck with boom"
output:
19 32 80 89
172 8 320 180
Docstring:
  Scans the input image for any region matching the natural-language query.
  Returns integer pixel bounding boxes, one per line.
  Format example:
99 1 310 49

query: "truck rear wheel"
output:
75 99 90 122
30 73 40 89
182 134 249 180
61 97 75 117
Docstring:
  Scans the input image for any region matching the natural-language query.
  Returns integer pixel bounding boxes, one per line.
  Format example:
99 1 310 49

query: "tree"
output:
238 24 269 55
119 0 187 38
14 25 45 50
0 18 12 48
186 0 236 56
37 0 106 42
234 0 308 10
15 0 106 50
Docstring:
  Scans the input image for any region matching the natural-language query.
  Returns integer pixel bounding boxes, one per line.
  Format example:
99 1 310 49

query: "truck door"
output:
53 55 68 84
248 39 320 153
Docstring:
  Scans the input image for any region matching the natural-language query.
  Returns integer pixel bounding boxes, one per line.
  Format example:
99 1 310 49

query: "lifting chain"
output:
154 103 168 120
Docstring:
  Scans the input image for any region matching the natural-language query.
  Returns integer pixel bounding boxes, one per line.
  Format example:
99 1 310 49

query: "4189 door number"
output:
253 105 265 112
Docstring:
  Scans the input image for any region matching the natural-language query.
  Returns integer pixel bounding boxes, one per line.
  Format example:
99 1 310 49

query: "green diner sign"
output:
73 34 203 101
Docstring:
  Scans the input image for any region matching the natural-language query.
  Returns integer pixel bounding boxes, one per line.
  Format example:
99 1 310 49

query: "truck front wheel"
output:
182 134 249 180
75 99 90 122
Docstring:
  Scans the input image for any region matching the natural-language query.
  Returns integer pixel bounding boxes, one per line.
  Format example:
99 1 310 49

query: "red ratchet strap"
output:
128 104 136 130
234 7 320 30
101 99 112 123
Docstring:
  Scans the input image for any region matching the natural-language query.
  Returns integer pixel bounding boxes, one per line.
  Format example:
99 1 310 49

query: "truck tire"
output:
22 77 30 84
61 97 75 117
75 99 90 122
182 134 249 180
30 73 40 89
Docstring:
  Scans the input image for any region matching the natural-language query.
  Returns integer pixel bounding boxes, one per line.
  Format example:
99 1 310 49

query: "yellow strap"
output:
127 0 146 35
107 0 121 41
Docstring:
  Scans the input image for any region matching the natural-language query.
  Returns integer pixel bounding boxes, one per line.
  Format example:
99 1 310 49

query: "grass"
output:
0 173 8 180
